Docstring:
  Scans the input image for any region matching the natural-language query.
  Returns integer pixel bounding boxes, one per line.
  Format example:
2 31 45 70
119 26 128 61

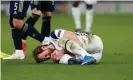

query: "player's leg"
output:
90 51 103 63
41 12 52 37
59 38 90 57
23 2 41 40
40 1 54 37
10 1 45 43
3 1 46 59
22 1 41 54
84 4 93 33
26 9 41 26
4 18 45 60
87 35 103 63
26 1 41 27
9 17 24 59
58 38 96 65
84 0 97 33
3 1 32 59
13 18 45 43
72 1 81 32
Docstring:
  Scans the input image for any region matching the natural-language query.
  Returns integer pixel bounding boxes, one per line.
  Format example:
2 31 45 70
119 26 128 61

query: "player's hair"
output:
32 45 45 63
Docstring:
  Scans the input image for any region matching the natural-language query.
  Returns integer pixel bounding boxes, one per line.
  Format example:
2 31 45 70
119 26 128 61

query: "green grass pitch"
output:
1 13 133 80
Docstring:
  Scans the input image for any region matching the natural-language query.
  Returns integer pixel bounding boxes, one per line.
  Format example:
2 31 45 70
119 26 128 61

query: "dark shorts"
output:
30 1 40 10
9 1 31 19
40 1 54 12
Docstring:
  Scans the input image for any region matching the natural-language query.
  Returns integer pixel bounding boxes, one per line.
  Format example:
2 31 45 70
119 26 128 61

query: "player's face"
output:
38 46 53 61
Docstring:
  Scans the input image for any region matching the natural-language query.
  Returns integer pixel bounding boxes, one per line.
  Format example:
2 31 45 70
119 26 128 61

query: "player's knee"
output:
86 4 93 10
13 18 24 30
42 12 52 17
31 8 41 16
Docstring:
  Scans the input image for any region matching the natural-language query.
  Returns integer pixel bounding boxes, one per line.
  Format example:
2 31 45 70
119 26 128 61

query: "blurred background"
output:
1 1 133 15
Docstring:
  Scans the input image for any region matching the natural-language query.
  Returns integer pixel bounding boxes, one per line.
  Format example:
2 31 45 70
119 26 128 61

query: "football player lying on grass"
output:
33 29 103 65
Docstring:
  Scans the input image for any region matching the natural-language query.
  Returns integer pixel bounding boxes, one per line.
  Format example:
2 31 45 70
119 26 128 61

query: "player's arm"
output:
51 50 83 65
59 54 83 65
50 49 73 64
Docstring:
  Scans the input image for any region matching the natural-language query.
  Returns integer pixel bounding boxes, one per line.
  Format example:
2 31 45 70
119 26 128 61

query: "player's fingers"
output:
51 52 56 59
53 54 59 61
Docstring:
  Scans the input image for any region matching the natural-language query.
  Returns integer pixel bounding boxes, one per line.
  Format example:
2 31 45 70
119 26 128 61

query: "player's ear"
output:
41 45 47 50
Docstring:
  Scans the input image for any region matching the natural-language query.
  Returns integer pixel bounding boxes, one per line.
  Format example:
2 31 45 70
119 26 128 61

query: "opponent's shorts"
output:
9 1 31 19
30 1 40 10
40 1 54 12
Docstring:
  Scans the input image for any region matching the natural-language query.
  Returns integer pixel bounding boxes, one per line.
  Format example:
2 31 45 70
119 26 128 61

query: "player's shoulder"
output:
50 29 65 39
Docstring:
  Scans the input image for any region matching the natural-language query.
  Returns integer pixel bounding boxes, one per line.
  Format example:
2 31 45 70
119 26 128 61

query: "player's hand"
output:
51 50 64 62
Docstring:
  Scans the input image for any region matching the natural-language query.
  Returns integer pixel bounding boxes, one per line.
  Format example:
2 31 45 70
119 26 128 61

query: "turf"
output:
1 13 133 80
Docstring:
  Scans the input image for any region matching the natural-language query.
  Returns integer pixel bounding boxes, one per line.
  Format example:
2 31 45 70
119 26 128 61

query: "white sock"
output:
85 9 93 32
72 7 81 29
15 50 24 56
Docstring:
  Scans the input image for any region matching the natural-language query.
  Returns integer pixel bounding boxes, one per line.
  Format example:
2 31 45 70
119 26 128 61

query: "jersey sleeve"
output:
50 29 64 39
50 29 64 50
49 29 65 50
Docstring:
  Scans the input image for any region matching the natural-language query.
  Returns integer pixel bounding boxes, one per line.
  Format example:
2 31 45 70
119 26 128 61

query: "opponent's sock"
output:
41 16 51 37
21 23 44 42
72 7 81 30
85 9 93 33
85 5 93 33
22 40 27 56
26 13 40 26
12 28 22 50
22 14 40 40
10 16 22 50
